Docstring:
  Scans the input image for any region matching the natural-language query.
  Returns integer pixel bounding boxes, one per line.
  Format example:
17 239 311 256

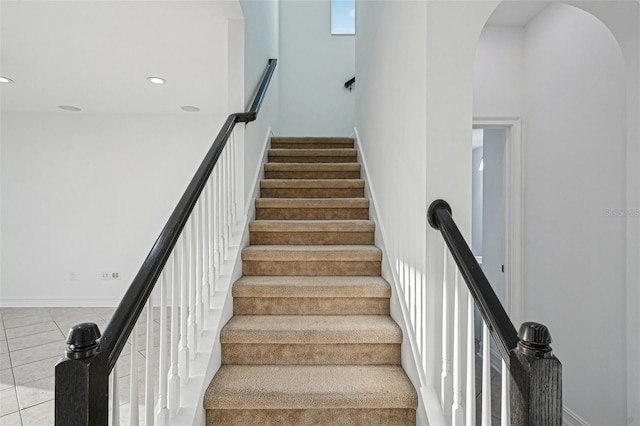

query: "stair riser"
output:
207 408 415 426
271 142 354 149
243 261 381 276
256 207 369 220
233 297 389 315
264 171 361 179
261 188 364 198
222 343 400 365
250 231 374 245
268 155 357 163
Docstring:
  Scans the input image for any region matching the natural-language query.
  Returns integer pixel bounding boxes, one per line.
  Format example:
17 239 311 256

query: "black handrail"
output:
55 58 277 426
427 199 518 364
344 76 355 91
100 58 277 372
428 199 562 425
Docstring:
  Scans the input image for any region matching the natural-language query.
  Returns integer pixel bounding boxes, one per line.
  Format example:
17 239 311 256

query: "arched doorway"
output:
473 3 633 425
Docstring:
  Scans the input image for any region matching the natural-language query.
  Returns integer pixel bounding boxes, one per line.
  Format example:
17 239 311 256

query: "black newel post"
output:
55 322 109 426
510 322 562 426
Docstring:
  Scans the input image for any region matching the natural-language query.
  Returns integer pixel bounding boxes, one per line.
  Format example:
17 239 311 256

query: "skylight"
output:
331 0 355 35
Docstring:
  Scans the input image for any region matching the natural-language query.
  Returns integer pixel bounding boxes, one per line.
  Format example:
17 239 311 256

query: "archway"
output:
473 2 633 425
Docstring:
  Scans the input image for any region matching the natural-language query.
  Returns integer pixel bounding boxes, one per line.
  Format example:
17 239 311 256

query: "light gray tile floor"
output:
0 307 169 426
0 307 114 425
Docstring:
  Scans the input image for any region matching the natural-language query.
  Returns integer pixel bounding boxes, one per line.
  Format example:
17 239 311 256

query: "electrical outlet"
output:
100 271 111 280
111 272 120 280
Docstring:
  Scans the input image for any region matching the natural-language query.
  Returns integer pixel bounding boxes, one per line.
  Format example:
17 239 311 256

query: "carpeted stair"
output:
204 137 417 425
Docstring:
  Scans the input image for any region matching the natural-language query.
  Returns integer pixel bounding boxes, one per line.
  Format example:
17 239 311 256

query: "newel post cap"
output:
517 321 553 358
65 322 101 360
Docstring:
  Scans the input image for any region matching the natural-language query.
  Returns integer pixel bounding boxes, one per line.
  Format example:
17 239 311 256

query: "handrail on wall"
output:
428 199 562 425
55 58 278 426
344 76 355 91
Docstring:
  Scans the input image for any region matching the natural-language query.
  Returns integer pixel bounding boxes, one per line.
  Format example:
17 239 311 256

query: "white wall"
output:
278 0 354 136
240 0 280 211
473 26 524 118
0 113 224 305
523 5 627 424
473 4 633 424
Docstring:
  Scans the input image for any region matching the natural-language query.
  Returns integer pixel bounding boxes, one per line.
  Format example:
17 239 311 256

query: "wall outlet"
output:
111 272 120 280
100 271 111 280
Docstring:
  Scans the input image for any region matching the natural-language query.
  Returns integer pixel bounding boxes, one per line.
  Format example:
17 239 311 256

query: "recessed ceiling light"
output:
147 77 166 85
181 106 200 112
59 105 82 112
0 76 14 84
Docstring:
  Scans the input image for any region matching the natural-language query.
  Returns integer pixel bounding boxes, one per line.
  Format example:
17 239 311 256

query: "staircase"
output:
204 137 418 425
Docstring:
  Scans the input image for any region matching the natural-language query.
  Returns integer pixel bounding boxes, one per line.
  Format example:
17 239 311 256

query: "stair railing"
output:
428 199 562 425
54 58 277 426
344 76 355 91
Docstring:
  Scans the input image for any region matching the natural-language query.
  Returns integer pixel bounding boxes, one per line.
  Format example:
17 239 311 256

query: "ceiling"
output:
0 0 242 114
486 1 549 26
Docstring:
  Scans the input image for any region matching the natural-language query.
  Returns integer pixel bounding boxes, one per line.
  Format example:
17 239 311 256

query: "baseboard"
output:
563 406 590 426
353 127 430 424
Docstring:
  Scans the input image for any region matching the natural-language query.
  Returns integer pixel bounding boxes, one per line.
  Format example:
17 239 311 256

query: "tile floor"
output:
0 307 114 425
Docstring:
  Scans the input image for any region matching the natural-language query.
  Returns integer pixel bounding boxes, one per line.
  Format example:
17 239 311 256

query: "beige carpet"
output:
204 137 417 425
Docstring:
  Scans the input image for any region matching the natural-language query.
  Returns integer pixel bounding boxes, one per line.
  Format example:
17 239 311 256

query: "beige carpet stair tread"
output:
205 365 417 409
221 315 401 344
242 245 381 261
269 148 356 157
271 137 354 145
261 179 364 188
250 220 374 233
264 163 361 172
232 276 390 298
256 198 369 208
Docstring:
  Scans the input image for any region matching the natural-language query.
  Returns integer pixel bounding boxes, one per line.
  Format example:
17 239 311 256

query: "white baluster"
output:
230 132 237 222
214 167 222 278
219 152 227 262
202 182 211 315
156 270 169 425
466 295 476 426
452 271 464 425
196 197 205 328
482 323 492 426
168 246 180 417
224 144 231 245
179 233 190 384
441 246 452 413
130 323 139 426
501 359 509 426
144 297 154 426
188 216 197 360
111 364 120 425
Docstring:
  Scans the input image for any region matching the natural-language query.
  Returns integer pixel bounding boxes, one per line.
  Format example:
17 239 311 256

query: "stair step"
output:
256 198 370 220
271 137 354 149
261 179 364 198
250 220 374 245
242 245 382 276
205 365 417 425
232 276 390 315
268 148 357 163
221 315 401 365
264 162 361 179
